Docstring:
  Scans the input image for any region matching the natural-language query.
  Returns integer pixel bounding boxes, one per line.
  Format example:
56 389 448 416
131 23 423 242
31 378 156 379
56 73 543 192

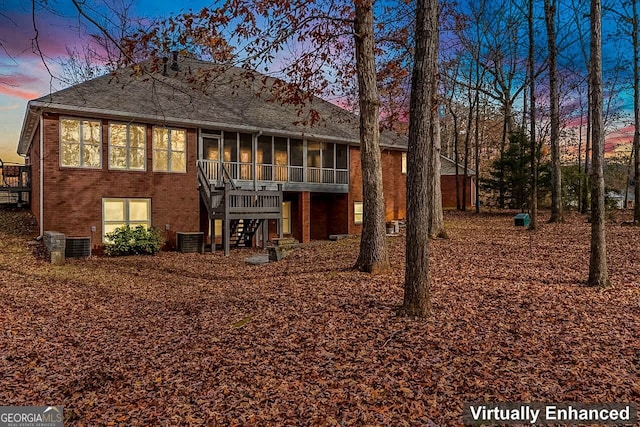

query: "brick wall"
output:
348 147 407 234
39 113 199 249
441 175 474 209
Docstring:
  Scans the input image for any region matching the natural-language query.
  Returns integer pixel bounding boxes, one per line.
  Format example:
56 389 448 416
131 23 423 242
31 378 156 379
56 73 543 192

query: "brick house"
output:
16 56 473 254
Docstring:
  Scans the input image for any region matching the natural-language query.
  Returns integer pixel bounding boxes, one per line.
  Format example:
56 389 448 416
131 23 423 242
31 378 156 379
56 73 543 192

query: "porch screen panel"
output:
336 144 348 169
223 132 238 179
274 137 288 181
290 139 303 166
223 132 238 162
204 137 219 160
307 142 321 183
322 143 334 168
239 133 252 180
336 144 348 184
258 135 273 180
289 139 303 182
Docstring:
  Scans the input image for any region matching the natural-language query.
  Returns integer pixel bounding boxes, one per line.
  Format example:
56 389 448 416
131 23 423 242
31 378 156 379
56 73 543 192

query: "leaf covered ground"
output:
0 207 639 426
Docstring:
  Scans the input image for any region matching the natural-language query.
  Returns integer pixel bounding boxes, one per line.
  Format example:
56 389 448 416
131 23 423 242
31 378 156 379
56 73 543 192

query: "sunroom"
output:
198 130 350 193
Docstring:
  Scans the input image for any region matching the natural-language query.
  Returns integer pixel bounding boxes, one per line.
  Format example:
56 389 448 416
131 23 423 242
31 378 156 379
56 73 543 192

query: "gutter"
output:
27 101 408 150
39 113 44 238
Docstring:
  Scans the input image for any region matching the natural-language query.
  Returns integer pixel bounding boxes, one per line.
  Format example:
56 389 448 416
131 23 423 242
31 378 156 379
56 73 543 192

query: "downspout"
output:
39 113 44 238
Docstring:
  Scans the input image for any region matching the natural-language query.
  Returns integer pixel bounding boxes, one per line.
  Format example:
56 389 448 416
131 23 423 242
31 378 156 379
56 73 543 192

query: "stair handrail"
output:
220 163 237 190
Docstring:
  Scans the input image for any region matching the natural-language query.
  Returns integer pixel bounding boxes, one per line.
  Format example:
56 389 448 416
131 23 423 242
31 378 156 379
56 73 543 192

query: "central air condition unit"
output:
65 237 91 258
176 232 204 254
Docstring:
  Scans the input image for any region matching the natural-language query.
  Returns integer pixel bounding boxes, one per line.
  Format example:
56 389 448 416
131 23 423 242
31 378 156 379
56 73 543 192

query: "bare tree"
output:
528 0 538 230
588 0 609 287
400 0 438 317
635 0 640 224
353 0 390 273
545 0 563 222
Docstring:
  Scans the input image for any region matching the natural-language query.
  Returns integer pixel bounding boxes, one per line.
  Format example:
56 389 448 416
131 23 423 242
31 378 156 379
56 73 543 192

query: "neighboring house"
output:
16 55 474 254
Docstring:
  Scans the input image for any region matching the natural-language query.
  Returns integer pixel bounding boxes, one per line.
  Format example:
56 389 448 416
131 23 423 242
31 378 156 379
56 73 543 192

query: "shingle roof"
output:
18 56 407 155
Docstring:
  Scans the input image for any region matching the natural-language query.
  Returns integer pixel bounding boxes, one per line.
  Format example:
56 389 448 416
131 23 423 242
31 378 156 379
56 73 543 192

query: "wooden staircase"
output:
230 218 263 248
198 161 283 255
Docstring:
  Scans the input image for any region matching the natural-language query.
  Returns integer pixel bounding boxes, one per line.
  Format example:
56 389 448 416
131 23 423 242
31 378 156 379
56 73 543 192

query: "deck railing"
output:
0 162 30 191
198 160 348 186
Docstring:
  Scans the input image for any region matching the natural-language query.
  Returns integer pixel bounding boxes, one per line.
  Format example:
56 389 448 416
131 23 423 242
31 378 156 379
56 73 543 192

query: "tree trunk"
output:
582 82 592 214
634 0 640 224
353 0 389 273
528 0 538 229
453 113 461 210
588 0 609 287
545 0 563 222
429 112 446 238
498 103 510 209
462 93 473 211
400 0 438 318
577 102 584 211
474 86 481 214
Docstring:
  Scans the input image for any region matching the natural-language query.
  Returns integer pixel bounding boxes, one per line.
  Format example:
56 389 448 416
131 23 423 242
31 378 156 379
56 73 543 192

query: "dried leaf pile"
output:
0 207 638 425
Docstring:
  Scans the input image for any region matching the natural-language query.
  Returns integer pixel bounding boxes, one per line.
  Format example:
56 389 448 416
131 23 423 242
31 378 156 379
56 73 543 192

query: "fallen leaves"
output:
0 208 638 425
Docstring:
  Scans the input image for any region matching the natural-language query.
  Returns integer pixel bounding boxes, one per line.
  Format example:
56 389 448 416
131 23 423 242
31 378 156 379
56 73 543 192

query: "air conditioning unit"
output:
177 232 204 254
65 237 91 258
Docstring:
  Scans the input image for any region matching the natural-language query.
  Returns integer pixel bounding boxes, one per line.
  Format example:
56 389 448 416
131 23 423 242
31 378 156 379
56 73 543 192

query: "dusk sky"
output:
0 0 637 163
0 0 212 162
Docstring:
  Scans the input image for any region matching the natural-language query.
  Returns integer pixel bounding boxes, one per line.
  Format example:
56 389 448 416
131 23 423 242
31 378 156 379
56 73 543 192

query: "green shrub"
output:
104 225 164 256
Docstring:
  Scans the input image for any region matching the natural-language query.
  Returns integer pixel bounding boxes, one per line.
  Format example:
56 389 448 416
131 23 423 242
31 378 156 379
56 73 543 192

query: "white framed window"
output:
153 127 186 172
402 152 407 174
102 198 151 241
109 123 146 170
60 118 102 168
354 201 363 225
282 201 291 234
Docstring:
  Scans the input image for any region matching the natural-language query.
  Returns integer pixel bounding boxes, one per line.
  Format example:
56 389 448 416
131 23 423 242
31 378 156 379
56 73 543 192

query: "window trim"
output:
102 198 152 242
354 201 363 225
402 152 407 175
152 126 187 173
59 117 102 169
108 122 147 171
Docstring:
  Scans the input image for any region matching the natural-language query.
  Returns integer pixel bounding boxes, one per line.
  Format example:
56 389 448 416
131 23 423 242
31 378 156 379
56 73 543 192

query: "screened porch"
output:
199 131 350 193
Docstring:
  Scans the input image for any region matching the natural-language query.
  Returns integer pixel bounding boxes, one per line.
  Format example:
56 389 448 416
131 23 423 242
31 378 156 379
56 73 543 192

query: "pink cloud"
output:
1 74 40 87
0 84 39 100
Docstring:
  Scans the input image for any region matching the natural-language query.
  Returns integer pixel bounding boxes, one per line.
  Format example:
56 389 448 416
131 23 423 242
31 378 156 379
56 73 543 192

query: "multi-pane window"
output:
60 118 101 168
102 198 151 241
354 202 363 224
153 128 186 172
109 123 146 170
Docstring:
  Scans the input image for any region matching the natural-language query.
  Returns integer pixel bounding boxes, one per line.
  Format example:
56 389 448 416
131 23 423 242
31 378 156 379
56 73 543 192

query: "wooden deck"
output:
0 161 30 205
198 162 282 255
